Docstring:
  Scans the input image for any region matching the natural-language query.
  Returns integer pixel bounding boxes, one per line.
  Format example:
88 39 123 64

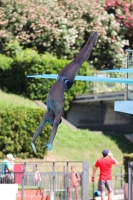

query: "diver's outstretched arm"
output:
31 113 47 153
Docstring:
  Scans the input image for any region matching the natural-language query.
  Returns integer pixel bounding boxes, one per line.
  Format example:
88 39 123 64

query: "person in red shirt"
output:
91 149 119 200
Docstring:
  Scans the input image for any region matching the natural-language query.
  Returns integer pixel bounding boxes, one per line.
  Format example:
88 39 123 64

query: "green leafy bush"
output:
0 54 13 90
0 105 52 159
123 153 133 183
103 0 133 49
0 54 12 70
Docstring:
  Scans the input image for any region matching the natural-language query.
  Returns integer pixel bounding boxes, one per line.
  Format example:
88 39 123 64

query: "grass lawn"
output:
14 122 132 195
1 90 133 165
0 90 40 108
52 123 133 165
1 90 133 196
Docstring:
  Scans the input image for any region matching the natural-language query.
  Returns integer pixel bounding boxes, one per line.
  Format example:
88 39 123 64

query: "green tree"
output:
102 0 133 49
0 0 126 69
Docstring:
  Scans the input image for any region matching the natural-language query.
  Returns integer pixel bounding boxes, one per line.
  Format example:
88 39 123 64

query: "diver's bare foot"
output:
91 31 98 46
43 143 53 151
31 142 36 153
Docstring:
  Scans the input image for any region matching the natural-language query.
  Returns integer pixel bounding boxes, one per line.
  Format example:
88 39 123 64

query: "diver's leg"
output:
44 109 63 151
58 31 98 82
31 113 47 153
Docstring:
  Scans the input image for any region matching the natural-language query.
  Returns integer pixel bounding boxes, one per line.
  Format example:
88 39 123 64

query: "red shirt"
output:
95 157 116 180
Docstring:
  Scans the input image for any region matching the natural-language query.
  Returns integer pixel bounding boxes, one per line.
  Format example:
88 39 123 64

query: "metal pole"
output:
125 50 128 100
35 164 38 171
99 101 103 125
53 162 56 200
53 161 55 172
82 161 89 200
125 49 133 100
131 51 133 94
120 166 122 188
92 166 95 198
66 162 69 172
65 160 69 199
64 172 69 200
21 162 26 200
128 162 133 200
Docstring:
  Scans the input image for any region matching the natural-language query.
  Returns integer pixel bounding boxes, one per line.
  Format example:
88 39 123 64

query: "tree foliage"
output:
0 0 128 69
102 0 133 49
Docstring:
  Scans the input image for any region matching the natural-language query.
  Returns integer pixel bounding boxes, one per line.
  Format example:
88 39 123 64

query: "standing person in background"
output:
0 154 15 183
91 150 119 200
69 166 81 200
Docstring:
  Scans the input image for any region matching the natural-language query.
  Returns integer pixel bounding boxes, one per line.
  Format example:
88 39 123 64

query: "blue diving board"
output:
27 74 133 84
101 68 133 73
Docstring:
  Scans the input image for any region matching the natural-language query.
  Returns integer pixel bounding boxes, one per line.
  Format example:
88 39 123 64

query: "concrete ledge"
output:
0 184 18 200
114 100 133 114
128 91 133 100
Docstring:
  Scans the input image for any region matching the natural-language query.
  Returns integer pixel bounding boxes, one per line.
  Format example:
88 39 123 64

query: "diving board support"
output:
125 50 128 100
125 49 133 100
114 101 133 114
128 90 133 100
101 49 133 101
115 50 133 115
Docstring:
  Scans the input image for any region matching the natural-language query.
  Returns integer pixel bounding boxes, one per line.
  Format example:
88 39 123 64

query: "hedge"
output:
123 153 133 183
0 105 52 159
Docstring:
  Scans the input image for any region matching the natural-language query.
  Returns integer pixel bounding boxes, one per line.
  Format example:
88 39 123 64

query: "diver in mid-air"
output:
31 31 98 152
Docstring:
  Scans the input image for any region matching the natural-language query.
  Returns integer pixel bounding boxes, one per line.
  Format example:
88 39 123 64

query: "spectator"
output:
91 150 119 200
0 154 15 183
35 171 41 184
69 166 81 200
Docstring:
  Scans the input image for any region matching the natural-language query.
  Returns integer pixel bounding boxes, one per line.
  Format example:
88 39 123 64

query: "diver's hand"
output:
43 143 53 151
31 142 37 153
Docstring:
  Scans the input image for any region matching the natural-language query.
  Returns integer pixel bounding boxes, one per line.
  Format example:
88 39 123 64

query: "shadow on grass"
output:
103 133 133 154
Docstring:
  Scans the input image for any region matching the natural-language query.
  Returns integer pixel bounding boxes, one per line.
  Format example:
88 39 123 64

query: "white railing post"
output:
82 161 89 200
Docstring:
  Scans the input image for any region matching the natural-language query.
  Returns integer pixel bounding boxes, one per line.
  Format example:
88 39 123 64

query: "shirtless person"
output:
31 31 98 152
69 166 81 200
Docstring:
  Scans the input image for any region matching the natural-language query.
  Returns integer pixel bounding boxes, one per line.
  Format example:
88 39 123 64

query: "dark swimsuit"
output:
57 74 74 89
